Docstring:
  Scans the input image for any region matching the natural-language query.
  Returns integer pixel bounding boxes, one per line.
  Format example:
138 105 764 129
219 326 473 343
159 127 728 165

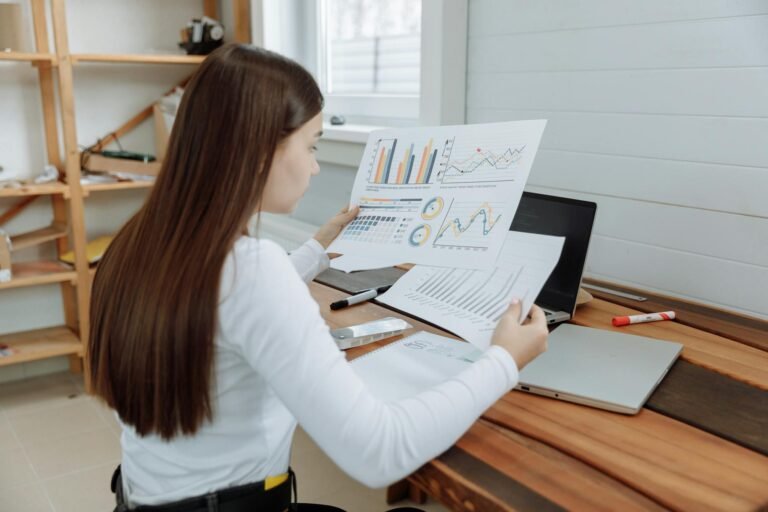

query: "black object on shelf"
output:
179 17 224 55
178 40 222 55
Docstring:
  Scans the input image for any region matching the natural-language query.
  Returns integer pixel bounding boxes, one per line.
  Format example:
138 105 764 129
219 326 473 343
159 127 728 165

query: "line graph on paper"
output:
433 199 505 251
437 136 527 184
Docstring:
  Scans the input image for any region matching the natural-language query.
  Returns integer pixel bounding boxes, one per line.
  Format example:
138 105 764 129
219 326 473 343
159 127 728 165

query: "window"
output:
257 0 466 128
318 0 421 124
322 0 421 96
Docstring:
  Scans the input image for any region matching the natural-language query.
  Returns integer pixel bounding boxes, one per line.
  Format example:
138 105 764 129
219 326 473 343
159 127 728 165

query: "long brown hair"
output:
89 44 323 440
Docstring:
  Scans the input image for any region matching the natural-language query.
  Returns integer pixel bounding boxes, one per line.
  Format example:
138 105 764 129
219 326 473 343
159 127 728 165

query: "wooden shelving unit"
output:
10 222 68 250
0 51 57 63
0 0 251 388
0 261 76 290
0 182 69 198
0 326 82 366
71 53 206 65
81 180 155 195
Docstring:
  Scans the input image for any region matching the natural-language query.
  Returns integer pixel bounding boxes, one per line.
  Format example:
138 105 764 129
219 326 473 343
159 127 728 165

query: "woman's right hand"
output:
491 299 549 370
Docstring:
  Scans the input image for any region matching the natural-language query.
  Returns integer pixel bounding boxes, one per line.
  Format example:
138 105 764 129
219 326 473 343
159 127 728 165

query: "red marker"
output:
612 311 675 327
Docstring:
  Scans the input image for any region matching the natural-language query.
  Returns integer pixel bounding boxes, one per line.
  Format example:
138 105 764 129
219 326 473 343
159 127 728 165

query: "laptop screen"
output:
510 192 597 315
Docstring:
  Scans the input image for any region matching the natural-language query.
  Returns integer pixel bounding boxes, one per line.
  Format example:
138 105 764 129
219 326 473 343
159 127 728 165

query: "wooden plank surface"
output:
584 278 768 351
415 445 566 512
81 181 154 195
51 0 91 389
431 420 668 512
645 360 768 456
483 393 768 512
0 326 81 366
0 261 76 290
71 54 205 65
0 182 68 198
0 52 56 63
9 222 67 251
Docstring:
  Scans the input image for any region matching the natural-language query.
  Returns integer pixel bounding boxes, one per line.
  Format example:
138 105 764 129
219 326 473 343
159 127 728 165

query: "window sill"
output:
321 123 383 144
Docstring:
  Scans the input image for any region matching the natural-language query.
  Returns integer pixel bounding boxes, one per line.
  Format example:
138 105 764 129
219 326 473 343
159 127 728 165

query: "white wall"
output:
466 0 768 319
0 0 229 382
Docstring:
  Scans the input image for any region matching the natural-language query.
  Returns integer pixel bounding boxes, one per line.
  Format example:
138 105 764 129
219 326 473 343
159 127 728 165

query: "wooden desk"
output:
311 269 768 512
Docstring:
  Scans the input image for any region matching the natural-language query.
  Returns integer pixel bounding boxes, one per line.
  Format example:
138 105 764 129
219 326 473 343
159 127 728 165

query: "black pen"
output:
330 285 392 310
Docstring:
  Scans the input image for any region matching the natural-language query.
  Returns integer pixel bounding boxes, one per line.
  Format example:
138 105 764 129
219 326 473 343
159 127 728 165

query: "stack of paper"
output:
327 120 562 348
378 232 564 349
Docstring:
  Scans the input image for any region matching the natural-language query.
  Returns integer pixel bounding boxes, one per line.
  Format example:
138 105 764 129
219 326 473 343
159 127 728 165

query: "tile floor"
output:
0 371 448 512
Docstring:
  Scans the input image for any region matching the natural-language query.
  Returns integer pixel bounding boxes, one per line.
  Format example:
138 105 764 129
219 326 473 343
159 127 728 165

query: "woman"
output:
89 44 548 512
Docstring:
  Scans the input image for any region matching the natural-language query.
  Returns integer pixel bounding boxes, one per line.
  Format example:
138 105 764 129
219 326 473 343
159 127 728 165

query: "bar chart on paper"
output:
378 264 526 347
367 137 441 185
433 199 505 251
378 232 565 348
404 266 524 322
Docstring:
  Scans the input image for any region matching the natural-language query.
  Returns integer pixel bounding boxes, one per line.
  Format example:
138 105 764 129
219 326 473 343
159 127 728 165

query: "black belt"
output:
111 465 294 512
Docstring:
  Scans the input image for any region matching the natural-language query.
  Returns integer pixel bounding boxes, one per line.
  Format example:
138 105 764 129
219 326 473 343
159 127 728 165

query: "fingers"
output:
339 203 359 215
341 207 359 226
336 204 359 223
504 298 521 320
528 304 546 324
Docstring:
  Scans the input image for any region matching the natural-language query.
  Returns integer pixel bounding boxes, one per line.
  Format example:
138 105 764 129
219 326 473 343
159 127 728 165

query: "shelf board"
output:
0 182 69 198
9 223 68 251
0 52 57 64
0 261 76 290
71 53 205 65
82 180 154 195
0 326 81 366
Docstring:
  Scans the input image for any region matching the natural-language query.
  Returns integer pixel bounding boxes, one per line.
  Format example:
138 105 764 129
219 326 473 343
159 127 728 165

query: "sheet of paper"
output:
330 254 403 273
327 120 547 270
351 331 482 402
377 232 565 349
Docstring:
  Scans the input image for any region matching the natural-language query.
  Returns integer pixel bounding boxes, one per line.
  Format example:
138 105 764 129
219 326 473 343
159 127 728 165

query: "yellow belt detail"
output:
264 472 289 491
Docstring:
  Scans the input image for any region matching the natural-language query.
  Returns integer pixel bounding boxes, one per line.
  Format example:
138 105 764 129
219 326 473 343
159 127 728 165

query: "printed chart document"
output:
377 232 565 349
327 120 547 270
350 331 481 402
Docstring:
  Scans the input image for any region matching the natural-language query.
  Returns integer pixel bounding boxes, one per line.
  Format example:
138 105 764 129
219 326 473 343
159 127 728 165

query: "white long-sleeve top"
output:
120 236 519 506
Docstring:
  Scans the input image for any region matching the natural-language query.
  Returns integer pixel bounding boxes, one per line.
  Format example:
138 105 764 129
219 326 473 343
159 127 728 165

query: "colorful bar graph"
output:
414 139 433 184
373 146 387 184
396 143 413 184
404 153 416 184
369 138 439 185
424 149 438 184
382 139 397 183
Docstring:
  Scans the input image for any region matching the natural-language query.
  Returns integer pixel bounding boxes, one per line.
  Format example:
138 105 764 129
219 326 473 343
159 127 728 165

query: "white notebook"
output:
350 331 482 402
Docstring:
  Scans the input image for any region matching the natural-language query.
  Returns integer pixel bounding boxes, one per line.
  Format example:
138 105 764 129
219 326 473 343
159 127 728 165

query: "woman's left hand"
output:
313 204 360 252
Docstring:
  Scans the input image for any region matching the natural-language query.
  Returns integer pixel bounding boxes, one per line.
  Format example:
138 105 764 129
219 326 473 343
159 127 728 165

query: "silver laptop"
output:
516 323 682 414
510 192 597 325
